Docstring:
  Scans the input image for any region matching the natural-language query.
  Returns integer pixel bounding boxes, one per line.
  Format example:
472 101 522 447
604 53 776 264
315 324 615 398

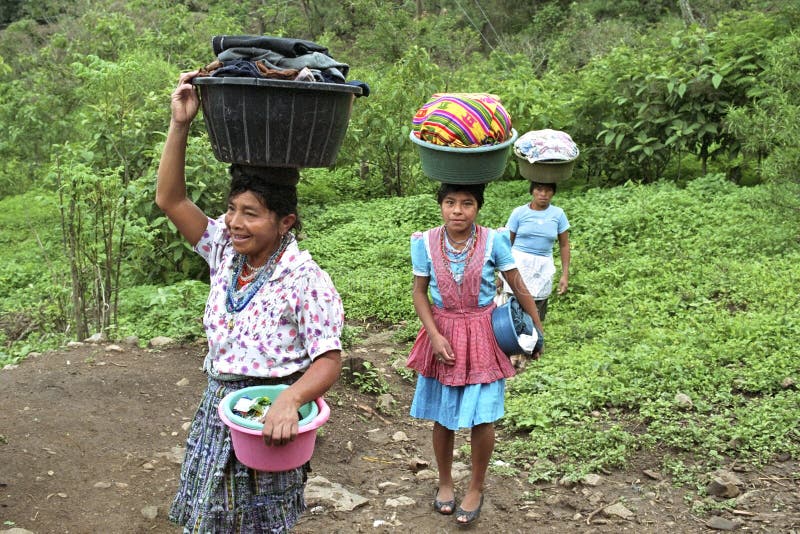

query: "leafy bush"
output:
115 280 208 342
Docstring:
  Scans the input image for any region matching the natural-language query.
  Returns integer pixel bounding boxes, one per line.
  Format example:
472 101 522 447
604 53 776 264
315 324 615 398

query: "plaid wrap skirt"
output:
169 375 309 533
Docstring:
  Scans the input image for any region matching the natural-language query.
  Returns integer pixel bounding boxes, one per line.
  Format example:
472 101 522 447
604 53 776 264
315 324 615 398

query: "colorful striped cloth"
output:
412 93 512 148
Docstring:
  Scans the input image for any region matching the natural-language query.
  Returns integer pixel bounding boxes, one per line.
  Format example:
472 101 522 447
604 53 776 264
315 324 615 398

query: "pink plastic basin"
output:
218 395 330 472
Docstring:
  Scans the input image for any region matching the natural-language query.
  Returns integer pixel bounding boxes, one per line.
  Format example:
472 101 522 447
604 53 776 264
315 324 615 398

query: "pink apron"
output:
406 226 515 386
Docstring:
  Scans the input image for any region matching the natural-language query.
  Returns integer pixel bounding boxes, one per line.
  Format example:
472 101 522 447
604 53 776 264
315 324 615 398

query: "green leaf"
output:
712 73 723 89
615 133 625 150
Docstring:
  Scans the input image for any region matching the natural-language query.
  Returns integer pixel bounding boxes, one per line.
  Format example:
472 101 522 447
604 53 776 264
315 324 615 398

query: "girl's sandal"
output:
433 488 455 515
455 494 484 527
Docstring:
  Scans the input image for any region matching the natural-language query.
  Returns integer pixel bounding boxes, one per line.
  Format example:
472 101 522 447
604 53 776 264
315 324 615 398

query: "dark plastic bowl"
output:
193 77 362 168
491 298 543 356
409 129 517 184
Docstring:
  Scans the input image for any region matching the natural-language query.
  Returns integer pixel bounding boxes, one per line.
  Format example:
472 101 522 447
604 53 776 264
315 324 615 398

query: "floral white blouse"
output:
195 215 344 378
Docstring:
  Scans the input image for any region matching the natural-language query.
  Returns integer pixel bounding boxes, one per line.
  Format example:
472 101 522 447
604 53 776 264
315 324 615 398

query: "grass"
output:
1 174 798 491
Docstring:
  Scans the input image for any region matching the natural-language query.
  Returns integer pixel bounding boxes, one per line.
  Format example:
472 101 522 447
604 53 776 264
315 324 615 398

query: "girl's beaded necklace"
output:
440 224 479 285
225 233 292 330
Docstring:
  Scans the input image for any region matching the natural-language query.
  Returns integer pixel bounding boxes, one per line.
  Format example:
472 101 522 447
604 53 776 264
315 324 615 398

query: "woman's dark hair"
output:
228 165 302 232
529 181 556 194
436 182 486 209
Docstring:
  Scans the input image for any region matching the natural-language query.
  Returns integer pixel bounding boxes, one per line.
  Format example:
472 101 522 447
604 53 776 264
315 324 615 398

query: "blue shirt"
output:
411 227 515 308
506 204 570 257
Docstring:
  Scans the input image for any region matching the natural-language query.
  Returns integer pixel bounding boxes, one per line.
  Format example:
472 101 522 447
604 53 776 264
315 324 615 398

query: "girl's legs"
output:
433 422 455 512
458 422 494 520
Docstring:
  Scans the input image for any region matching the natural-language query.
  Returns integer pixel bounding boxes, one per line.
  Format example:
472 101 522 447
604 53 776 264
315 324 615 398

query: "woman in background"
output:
501 181 569 368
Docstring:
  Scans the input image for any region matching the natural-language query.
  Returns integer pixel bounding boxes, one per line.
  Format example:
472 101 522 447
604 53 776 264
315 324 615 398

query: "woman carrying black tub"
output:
156 70 344 532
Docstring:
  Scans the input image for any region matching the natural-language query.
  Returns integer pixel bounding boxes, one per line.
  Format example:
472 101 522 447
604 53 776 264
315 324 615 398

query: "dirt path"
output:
1 329 798 533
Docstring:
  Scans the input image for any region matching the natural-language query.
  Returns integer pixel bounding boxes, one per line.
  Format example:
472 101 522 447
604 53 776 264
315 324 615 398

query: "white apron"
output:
501 249 556 300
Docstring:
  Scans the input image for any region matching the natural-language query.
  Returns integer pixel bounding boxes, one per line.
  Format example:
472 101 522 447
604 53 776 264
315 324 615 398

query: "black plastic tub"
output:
193 77 362 168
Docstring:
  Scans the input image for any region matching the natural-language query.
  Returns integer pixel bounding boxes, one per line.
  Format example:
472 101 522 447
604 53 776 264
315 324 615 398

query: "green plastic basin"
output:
409 129 518 184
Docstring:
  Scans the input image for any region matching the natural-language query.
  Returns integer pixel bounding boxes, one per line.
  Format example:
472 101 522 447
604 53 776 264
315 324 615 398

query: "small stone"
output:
345 440 353 452
141 462 155 471
392 431 409 442
706 515 740 531
115 482 129 488
93 481 112 489
707 470 743 498
141 505 158 520
385 496 415 507
149 336 174 348
376 393 395 412
154 446 185 465
558 476 576 488
603 502 634 520
57 492 67 498
175 377 190 387
643 469 662 480
675 392 693 409
414 469 436 481
182 421 191 431
586 492 604 506
85 332 105 344
66 341 84 348
105 344 124 353
378 481 399 490
408 457 429 472
781 377 795 389
582 473 602 486
707 479 740 498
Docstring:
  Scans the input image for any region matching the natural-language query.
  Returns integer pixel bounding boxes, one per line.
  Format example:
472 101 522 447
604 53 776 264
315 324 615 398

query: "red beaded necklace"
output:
439 224 479 268
236 247 287 289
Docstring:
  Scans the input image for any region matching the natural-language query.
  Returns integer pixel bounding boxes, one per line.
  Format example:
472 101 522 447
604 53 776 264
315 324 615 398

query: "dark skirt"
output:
169 375 309 533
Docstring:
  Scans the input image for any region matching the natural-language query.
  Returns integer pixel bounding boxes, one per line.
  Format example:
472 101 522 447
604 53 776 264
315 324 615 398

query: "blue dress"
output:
408 226 516 430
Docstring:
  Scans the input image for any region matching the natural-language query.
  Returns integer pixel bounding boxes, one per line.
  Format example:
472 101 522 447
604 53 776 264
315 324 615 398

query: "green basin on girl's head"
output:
221 384 319 431
409 129 518 184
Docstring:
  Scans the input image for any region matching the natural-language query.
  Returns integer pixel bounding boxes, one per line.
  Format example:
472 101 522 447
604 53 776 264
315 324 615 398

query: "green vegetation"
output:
0 0 798 491
345 360 390 396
